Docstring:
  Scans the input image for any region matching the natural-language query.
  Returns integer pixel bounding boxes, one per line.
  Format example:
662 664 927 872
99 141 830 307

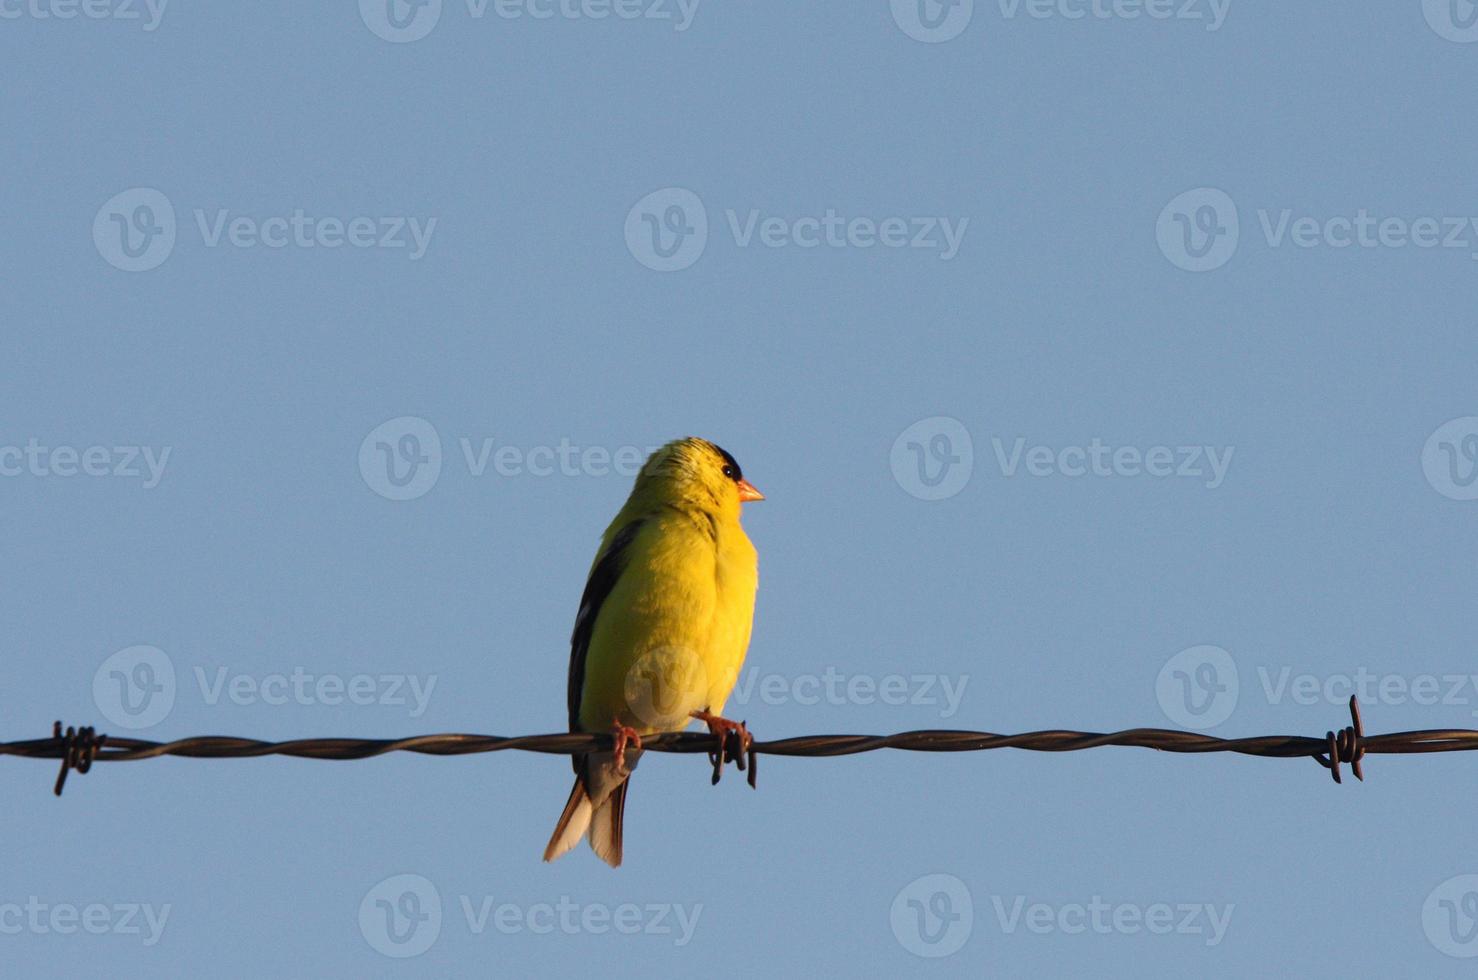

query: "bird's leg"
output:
610 718 642 773
690 709 756 786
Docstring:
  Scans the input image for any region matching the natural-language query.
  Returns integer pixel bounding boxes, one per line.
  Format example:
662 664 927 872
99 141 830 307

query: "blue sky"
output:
4 1 1478 976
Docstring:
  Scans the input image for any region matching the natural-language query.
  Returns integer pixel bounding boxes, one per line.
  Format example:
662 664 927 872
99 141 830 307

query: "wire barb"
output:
50 722 106 797
706 725 752 787
8 697 1478 798
1314 696 1365 784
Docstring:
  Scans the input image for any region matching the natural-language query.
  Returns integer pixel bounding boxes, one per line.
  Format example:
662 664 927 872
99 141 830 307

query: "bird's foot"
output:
690 710 757 788
610 719 643 774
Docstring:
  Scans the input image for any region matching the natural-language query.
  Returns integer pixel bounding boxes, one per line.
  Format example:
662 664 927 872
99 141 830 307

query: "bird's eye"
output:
721 464 736 479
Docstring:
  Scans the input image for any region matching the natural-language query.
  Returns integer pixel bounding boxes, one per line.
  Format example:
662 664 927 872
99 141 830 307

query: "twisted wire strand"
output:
6 698 1472 795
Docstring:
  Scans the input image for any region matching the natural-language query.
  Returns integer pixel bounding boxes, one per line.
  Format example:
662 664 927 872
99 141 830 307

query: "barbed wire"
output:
9 698 1478 797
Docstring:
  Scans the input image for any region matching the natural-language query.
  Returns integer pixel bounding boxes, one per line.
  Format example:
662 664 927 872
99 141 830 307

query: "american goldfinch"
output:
543 437 763 867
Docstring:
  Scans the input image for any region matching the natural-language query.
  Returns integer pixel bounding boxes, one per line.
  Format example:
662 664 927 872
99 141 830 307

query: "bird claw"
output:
610 719 642 774
690 710 757 789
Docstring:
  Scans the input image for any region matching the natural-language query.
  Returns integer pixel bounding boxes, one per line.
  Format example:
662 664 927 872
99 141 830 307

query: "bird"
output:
543 437 763 867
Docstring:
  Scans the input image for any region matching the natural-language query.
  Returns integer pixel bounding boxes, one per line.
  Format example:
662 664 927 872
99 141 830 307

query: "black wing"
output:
567 520 645 733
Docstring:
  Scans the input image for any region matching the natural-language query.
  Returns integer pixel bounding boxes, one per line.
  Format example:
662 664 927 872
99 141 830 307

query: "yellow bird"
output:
543 437 763 867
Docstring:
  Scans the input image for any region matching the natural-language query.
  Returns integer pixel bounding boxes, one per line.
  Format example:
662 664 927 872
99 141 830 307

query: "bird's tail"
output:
542 752 634 867
587 780 628 867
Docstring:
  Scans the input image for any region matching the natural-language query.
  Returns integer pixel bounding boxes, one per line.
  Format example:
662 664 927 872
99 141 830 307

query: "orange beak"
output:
736 479 765 503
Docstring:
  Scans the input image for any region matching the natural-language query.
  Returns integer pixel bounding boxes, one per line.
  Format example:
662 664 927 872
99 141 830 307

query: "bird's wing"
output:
567 519 645 731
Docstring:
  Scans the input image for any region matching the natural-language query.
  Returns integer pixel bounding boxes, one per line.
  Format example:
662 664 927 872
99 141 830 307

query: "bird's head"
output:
632 437 763 521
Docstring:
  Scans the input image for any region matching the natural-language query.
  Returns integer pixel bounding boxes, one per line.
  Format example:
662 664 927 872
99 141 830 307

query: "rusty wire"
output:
8 697 1478 797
